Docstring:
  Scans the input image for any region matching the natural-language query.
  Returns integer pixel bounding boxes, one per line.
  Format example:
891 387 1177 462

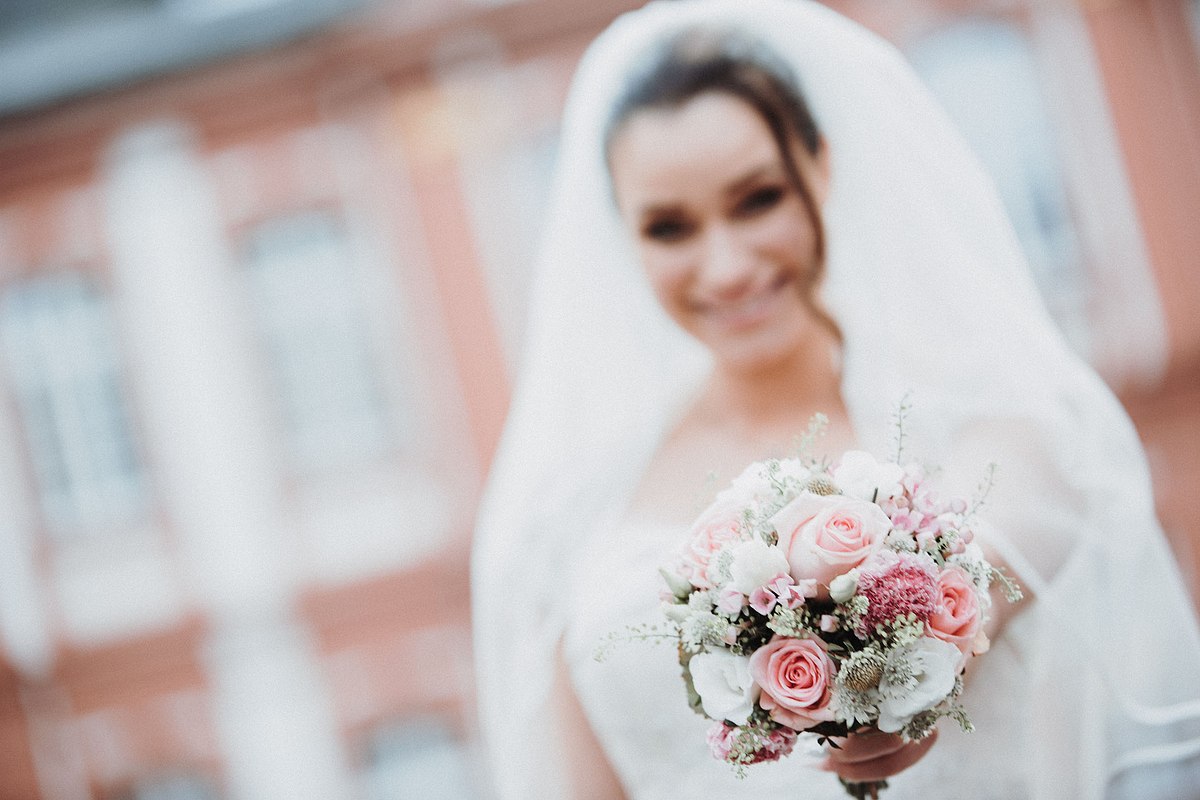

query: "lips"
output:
695 273 793 332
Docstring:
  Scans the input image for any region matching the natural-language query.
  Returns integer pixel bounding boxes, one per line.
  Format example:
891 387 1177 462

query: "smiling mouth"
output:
697 273 794 331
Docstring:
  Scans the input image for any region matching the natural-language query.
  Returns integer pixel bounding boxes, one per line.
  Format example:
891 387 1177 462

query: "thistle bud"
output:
840 650 886 693
804 475 839 496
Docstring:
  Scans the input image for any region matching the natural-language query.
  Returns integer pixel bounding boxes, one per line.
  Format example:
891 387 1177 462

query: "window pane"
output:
906 19 1089 351
0 272 147 534
242 211 393 473
112 773 221 800
361 718 480 800
1191 1 1200 53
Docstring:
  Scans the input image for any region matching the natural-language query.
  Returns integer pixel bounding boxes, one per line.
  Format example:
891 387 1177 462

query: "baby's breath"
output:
688 589 715 612
709 550 735 587
890 392 914 463
899 709 939 741
795 413 829 461
837 594 870 635
876 613 925 648
990 566 1024 603
885 529 918 552
948 553 992 597
594 622 679 662
767 605 815 638
681 612 731 651
964 463 998 521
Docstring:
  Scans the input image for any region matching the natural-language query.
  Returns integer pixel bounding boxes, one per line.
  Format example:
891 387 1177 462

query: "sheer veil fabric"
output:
471 1 1200 797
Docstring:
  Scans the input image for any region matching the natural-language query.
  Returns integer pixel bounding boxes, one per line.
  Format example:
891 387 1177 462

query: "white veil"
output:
471 2 1200 797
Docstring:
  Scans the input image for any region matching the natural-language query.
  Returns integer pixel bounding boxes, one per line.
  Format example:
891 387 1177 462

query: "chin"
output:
708 328 812 374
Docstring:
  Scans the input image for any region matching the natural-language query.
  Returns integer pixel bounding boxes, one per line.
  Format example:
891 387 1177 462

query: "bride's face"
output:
609 91 830 372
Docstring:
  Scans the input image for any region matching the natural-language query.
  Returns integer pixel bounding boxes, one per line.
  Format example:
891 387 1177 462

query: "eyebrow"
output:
724 164 779 196
635 162 781 219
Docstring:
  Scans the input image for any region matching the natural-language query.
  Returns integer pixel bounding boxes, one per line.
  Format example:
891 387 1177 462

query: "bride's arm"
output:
550 647 629 800
822 435 1040 783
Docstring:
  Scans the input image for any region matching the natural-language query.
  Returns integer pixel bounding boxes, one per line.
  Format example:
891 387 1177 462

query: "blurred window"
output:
905 19 1089 351
0 272 147 536
110 773 220 800
1191 0 1200 52
360 717 479 800
459 122 559 365
242 210 394 473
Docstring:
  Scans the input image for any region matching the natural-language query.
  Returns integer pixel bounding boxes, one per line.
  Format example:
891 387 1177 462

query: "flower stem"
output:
840 778 888 799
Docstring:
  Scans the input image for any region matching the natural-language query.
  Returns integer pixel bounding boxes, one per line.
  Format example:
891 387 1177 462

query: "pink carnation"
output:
707 722 737 761
854 550 938 637
706 721 798 765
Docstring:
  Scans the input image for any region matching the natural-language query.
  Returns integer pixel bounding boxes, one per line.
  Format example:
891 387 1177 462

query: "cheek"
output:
750 202 819 268
639 245 697 311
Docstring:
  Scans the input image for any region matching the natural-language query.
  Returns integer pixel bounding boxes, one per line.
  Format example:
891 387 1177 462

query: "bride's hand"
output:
819 727 938 782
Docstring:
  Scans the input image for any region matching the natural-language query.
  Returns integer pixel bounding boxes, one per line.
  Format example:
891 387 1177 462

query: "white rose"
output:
833 451 905 503
689 649 760 725
727 539 789 594
876 637 962 733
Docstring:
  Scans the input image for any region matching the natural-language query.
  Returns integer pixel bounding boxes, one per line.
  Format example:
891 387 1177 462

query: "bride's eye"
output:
735 185 784 216
643 216 693 243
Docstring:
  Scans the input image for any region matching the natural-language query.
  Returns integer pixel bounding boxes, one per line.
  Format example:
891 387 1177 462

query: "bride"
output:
472 2 1200 798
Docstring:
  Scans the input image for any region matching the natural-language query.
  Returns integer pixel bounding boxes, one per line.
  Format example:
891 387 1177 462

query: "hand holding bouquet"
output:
654 423 1021 797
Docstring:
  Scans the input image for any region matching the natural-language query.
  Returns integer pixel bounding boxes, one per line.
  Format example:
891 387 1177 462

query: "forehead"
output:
609 92 781 207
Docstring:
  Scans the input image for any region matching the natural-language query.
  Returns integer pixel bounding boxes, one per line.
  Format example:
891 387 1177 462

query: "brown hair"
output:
605 29 842 345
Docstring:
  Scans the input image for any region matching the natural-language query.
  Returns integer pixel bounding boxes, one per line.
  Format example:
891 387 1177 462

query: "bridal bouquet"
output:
653 421 1020 797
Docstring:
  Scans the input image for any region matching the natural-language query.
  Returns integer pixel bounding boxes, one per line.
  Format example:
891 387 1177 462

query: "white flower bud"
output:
829 571 859 603
659 566 693 599
662 603 691 623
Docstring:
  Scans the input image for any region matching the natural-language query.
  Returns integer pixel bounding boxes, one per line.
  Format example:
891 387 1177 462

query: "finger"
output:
826 731 906 764
833 731 938 782
830 730 938 782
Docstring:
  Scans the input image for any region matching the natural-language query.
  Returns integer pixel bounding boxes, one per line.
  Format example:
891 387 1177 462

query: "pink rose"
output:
748 637 836 730
680 498 746 589
770 494 891 593
927 566 982 655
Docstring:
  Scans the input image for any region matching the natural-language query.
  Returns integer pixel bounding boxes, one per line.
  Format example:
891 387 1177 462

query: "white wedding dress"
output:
473 4 1200 798
562 512 1036 800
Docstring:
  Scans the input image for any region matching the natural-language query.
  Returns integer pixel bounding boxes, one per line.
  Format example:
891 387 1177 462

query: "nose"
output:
698 223 755 300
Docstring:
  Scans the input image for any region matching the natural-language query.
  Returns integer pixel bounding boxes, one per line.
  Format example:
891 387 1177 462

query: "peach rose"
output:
748 637 836 730
680 498 746 589
927 566 983 655
770 493 891 593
